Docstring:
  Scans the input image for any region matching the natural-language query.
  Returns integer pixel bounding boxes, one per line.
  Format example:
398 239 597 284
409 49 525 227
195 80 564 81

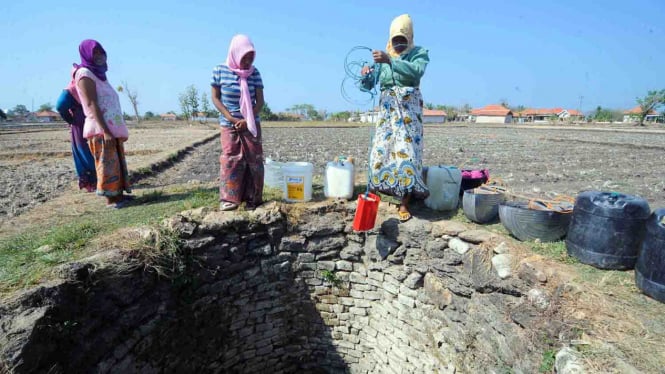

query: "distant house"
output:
471 105 513 124
161 113 177 121
623 106 662 123
193 112 213 122
422 109 447 123
566 109 585 122
512 110 526 123
455 112 473 122
359 107 380 123
523 108 561 123
522 108 584 123
359 111 378 123
35 110 60 123
279 113 305 121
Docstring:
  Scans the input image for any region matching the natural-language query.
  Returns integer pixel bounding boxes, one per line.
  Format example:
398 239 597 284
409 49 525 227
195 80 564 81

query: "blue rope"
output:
341 46 382 199
341 46 381 106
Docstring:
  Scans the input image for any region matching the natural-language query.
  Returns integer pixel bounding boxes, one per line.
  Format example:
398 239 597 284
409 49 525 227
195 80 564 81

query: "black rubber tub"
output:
499 201 572 242
635 209 665 303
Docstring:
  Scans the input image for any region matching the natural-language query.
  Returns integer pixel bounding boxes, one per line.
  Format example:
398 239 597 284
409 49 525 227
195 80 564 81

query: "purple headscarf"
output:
74 39 108 81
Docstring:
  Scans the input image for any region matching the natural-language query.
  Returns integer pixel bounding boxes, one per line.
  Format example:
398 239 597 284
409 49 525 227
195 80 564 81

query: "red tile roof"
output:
35 110 59 117
471 105 512 116
623 105 656 115
161 113 177 118
567 109 584 116
423 109 447 116
523 108 564 116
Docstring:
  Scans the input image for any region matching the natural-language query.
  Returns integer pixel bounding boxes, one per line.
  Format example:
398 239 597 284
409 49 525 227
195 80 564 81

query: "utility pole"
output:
578 95 584 113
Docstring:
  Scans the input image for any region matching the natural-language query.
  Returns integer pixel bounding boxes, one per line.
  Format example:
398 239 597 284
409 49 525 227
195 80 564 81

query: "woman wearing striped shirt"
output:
211 34 265 211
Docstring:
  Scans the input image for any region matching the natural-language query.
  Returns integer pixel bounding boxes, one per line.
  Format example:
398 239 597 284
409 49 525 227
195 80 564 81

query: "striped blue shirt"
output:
211 64 264 126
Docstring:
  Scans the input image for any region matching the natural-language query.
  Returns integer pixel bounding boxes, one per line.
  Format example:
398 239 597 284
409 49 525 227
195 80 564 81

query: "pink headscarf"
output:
226 34 257 137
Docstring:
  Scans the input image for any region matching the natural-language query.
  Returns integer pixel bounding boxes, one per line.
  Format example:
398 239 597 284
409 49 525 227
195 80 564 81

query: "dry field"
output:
0 123 665 222
0 122 217 220
2 122 664 223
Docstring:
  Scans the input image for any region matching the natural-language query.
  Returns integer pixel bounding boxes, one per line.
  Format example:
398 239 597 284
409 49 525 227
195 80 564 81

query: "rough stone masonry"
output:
0 200 581 373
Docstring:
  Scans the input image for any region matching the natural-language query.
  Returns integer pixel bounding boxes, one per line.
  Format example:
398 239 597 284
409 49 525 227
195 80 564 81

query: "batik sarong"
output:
88 137 131 197
219 126 264 206
369 87 429 200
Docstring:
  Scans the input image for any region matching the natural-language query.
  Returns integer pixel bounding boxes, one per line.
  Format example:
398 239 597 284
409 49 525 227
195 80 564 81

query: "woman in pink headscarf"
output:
211 34 265 211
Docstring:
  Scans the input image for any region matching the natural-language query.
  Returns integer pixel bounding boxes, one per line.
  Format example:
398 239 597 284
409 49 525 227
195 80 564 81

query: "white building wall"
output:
475 115 511 124
423 115 446 123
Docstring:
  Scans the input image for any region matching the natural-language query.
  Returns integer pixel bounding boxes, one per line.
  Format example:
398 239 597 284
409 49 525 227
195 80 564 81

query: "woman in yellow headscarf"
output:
361 14 430 221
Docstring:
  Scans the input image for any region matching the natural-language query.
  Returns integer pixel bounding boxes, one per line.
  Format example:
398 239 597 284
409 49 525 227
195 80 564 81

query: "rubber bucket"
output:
352 193 381 231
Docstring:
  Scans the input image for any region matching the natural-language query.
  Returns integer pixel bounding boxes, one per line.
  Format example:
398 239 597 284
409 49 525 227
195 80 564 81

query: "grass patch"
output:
0 222 102 289
0 185 218 294
573 265 636 290
529 240 578 264
539 349 557 373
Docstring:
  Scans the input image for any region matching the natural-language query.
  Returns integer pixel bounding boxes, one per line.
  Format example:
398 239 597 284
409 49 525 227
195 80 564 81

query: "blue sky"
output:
1 0 663 115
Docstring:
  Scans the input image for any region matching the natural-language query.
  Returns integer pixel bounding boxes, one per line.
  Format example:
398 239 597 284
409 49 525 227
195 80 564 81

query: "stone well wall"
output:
0 200 561 373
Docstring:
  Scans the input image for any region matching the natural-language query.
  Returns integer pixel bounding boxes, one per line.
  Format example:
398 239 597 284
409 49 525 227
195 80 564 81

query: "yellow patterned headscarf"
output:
386 14 414 57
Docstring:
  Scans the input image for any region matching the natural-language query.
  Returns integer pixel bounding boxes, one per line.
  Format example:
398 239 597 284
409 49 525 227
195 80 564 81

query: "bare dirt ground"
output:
0 122 217 221
2 122 664 226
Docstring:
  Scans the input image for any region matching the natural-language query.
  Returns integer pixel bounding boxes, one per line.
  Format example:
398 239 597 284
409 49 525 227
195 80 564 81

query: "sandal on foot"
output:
245 201 263 211
219 201 239 211
398 211 412 222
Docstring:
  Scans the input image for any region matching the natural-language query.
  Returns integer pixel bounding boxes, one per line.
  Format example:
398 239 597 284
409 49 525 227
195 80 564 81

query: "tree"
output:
179 92 191 121
117 82 140 123
38 103 53 112
511 105 526 113
636 89 665 126
8 104 29 117
187 85 200 118
424 102 435 110
178 85 201 121
260 102 277 120
287 104 317 120
144 111 156 120
201 92 212 117
308 108 323 121
499 98 510 108
593 106 619 122
441 105 458 122
0 109 6 120
330 111 352 122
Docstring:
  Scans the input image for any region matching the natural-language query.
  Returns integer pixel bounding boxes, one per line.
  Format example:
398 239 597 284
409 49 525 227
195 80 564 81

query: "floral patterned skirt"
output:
368 87 429 200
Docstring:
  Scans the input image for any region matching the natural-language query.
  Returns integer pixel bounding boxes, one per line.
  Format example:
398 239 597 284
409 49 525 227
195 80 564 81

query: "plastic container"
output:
282 162 313 202
353 193 381 231
324 158 355 199
566 191 651 270
499 201 571 242
264 158 285 189
424 166 462 211
635 209 665 303
463 188 505 223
